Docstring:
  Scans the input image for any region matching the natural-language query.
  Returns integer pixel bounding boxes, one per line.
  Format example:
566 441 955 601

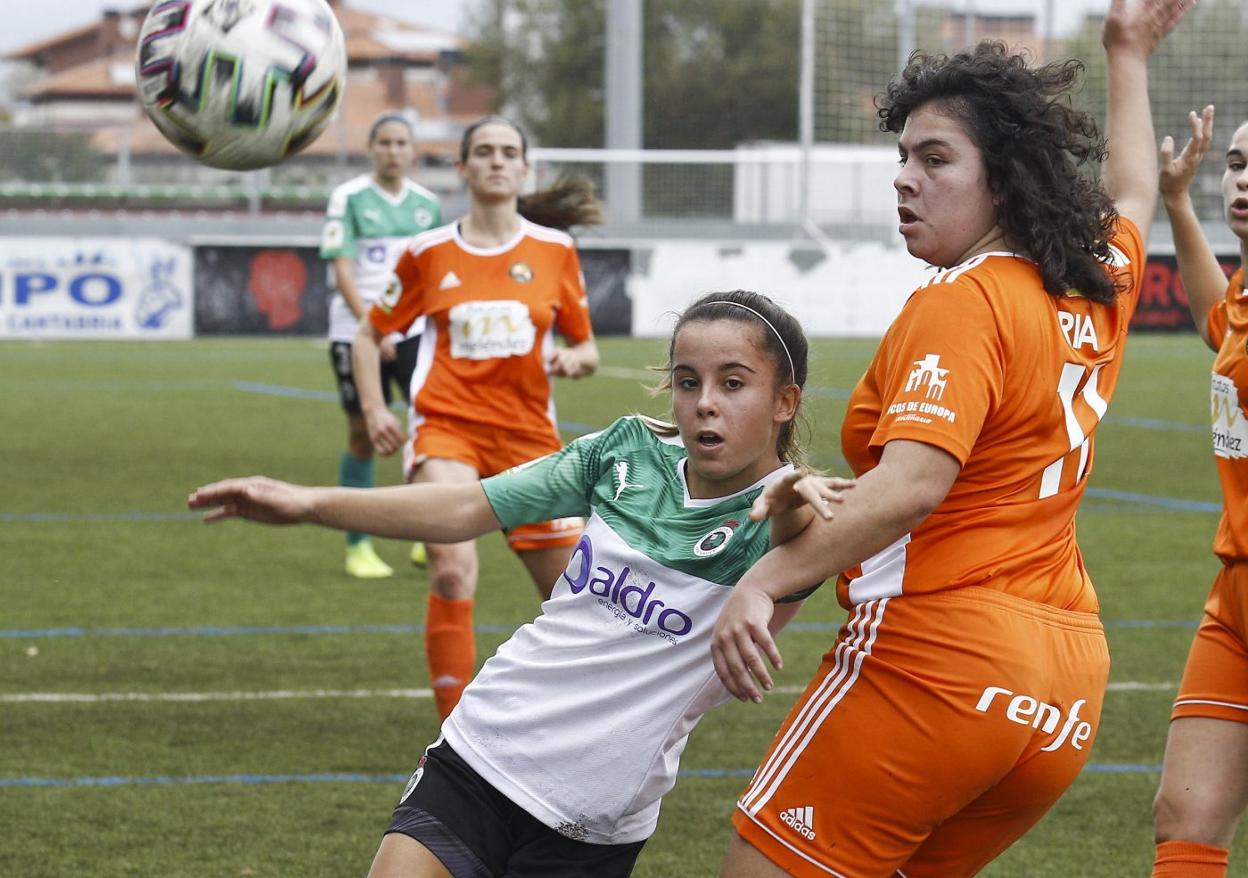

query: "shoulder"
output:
573 415 682 454
402 179 440 205
327 175 373 212
403 223 457 259
521 219 576 250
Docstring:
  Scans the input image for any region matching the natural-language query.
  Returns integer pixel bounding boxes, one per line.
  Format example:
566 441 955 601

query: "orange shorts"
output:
732 587 1109 878
405 415 582 554
1172 561 1248 724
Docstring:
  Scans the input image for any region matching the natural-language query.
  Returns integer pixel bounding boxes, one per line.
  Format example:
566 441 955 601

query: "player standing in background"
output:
320 113 442 579
354 116 603 719
1150 104 1248 877
710 1 1190 875
190 290 845 878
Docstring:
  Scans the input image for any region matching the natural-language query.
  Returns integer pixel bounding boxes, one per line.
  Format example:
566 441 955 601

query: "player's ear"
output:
774 384 800 424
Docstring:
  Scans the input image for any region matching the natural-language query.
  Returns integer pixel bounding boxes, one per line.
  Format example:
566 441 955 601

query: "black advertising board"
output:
194 244 329 335
1131 254 1238 332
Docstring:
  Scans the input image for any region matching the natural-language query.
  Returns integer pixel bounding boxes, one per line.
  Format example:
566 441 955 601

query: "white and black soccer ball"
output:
135 0 347 170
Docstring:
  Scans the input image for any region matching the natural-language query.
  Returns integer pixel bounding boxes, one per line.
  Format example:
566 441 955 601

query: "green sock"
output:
339 453 374 547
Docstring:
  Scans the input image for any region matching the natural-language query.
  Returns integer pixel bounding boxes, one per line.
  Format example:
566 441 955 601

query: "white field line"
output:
0 681 1176 704
595 366 656 381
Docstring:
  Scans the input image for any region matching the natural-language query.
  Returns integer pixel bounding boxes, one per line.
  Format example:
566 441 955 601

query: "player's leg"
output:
386 336 428 568
367 835 454 878
331 341 393 579
1151 564 1248 877
510 520 583 600
409 456 482 720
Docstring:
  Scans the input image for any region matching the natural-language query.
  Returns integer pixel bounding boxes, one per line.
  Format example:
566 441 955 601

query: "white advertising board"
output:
0 238 193 340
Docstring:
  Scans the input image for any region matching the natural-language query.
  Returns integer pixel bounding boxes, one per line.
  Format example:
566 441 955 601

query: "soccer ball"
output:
135 0 347 170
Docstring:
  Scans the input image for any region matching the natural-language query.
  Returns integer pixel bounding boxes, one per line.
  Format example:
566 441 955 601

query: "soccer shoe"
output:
345 541 394 579
410 541 428 568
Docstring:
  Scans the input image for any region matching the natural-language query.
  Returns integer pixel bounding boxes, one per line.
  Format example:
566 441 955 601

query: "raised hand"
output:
1160 105 1215 201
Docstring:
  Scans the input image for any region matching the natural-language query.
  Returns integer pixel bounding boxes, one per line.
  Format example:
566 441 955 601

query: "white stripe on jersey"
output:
847 533 909 604
918 251 1027 289
404 223 457 259
522 219 575 248
325 174 373 217
740 599 889 815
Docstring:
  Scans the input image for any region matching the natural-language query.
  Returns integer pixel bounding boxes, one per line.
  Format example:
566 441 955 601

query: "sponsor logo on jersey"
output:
415 207 434 227
448 299 536 360
779 805 816 840
377 274 402 313
562 535 694 638
1212 373 1248 459
509 261 534 283
1058 311 1100 351
693 519 739 558
974 686 1093 751
612 461 642 501
439 271 462 291
363 208 382 223
904 353 949 400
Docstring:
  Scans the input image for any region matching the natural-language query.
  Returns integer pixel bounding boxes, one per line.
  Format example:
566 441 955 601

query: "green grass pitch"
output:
1 334 1245 876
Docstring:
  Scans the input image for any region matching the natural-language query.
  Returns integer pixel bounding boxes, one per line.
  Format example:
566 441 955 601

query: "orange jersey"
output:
1207 269 1248 561
369 220 593 437
839 219 1146 611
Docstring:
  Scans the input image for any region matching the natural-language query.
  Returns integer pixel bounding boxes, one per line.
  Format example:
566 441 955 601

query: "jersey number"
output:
1038 363 1107 499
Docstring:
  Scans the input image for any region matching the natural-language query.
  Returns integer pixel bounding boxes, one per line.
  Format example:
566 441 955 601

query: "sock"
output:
339 452 374 547
1153 840 1230 877
426 594 475 721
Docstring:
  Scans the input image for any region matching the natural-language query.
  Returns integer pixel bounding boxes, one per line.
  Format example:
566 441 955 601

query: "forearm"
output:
308 482 502 541
333 259 367 319
351 322 387 414
1104 47 1158 233
1164 192 1226 348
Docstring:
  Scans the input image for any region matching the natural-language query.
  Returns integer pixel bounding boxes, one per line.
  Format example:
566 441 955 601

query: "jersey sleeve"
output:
319 187 356 260
1106 215 1146 318
1209 270 1242 342
368 244 425 336
867 280 1004 465
554 245 594 344
481 425 608 526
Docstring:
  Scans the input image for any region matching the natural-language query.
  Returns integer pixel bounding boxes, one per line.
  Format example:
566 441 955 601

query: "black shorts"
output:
329 337 420 415
385 739 647 878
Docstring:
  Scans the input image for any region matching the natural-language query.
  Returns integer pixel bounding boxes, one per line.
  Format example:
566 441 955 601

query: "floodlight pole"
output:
605 0 642 226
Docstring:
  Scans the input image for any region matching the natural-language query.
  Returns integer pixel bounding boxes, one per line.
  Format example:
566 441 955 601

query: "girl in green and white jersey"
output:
189 290 849 878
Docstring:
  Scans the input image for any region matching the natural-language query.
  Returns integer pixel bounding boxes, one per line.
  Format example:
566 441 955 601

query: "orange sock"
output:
425 594 475 721
1153 840 1229 877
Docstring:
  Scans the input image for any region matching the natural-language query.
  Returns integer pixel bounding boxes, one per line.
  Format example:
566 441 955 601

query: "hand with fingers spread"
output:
1161 104 1215 203
1102 0 1194 59
187 477 316 525
750 469 856 524
711 584 783 704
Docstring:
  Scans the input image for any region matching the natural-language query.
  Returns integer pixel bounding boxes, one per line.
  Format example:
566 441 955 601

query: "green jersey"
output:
319 174 441 342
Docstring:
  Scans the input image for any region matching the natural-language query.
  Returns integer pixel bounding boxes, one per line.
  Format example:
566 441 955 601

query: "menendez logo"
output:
562 535 694 636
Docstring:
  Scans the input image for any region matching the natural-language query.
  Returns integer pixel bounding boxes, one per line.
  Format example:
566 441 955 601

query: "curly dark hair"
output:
877 41 1120 303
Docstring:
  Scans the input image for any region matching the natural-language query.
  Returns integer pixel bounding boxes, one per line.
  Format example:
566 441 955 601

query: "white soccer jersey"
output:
319 174 441 342
444 416 802 845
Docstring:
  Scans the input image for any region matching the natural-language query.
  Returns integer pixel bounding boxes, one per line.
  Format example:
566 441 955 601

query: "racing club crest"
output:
694 519 739 558
509 261 534 283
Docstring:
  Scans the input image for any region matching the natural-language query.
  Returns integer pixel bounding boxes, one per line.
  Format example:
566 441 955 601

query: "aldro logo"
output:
562 535 694 637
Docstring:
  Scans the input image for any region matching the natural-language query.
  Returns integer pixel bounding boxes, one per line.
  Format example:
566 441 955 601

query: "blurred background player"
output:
320 112 442 579
1150 104 1247 878
190 290 845 878
710 0 1190 875
353 115 603 718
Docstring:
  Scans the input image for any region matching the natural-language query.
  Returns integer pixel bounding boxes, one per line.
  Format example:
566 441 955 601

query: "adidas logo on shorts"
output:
779 805 816 840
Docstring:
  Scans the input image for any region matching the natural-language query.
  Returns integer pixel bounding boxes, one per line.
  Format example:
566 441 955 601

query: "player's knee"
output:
1153 786 1236 846
428 553 476 600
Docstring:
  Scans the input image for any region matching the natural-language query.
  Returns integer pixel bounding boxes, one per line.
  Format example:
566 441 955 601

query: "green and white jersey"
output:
445 416 802 845
319 174 441 342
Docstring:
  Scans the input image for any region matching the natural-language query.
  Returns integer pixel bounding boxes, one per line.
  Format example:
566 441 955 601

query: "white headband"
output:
704 300 797 385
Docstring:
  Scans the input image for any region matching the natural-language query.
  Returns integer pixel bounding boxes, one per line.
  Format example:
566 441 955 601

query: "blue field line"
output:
0 763 1161 789
1083 487 1220 514
234 381 339 402
0 618 1195 640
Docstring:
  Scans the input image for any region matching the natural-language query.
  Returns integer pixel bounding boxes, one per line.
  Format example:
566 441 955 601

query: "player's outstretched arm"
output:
1102 0 1195 237
1161 105 1226 349
188 478 502 542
